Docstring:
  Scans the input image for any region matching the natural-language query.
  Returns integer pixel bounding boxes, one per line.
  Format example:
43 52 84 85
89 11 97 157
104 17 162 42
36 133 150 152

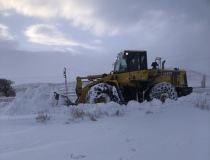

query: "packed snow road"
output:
0 85 210 160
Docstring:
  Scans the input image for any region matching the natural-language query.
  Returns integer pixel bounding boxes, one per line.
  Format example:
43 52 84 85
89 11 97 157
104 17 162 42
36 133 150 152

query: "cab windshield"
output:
114 51 147 73
114 52 127 73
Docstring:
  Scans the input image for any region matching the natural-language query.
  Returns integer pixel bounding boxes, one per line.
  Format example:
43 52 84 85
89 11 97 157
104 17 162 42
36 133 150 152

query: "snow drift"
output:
0 84 56 115
0 84 209 119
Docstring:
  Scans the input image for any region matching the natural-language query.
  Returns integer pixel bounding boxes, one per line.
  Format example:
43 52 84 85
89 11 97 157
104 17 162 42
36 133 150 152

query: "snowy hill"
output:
12 70 210 94
0 70 210 160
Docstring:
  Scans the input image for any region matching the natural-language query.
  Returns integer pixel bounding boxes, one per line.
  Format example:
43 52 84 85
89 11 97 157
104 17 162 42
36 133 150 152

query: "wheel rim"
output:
150 82 178 102
160 93 169 102
94 93 111 103
86 83 120 104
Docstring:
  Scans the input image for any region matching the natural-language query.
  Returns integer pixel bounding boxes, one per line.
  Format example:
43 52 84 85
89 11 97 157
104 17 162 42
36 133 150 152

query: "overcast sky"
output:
0 0 210 85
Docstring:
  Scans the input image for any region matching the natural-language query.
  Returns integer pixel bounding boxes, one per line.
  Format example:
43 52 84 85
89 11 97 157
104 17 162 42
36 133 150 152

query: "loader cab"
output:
114 50 148 73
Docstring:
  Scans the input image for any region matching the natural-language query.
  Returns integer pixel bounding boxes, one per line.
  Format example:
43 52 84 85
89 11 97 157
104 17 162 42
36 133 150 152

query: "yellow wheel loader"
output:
56 50 192 105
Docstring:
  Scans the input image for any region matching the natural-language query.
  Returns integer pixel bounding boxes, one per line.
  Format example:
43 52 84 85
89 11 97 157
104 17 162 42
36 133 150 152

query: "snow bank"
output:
69 91 210 122
0 83 209 119
0 84 60 115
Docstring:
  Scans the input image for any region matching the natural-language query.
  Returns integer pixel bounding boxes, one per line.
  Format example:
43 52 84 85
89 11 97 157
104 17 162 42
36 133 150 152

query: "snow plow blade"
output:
54 92 76 106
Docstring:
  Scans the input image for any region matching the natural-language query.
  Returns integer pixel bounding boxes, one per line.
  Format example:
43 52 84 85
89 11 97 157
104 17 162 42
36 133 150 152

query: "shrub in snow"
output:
88 114 97 121
70 107 86 120
112 110 123 117
71 154 86 159
69 103 124 122
193 93 209 110
70 107 103 121
195 99 209 110
145 110 153 115
36 112 51 124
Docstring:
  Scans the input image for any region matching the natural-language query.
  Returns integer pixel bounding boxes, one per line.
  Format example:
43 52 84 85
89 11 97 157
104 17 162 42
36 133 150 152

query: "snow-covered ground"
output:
0 71 210 160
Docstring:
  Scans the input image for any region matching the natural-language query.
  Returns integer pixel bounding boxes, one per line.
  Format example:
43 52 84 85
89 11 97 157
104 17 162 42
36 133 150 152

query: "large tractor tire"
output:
150 82 178 102
86 83 120 104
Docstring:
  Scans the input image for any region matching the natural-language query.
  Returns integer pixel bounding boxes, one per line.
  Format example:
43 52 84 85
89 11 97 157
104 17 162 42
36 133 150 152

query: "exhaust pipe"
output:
162 60 166 69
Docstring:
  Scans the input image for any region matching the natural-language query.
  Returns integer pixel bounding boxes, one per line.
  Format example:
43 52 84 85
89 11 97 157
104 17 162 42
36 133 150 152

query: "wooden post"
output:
201 74 206 88
63 67 68 96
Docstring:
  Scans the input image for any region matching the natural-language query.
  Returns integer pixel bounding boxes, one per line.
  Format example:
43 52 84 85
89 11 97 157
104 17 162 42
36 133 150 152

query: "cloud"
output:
0 24 14 40
0 11 12 17
0 0 119 36
1 0 209 38
0 0 209 53
0 24 17 49
24 24 98 51
91 39 102 44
